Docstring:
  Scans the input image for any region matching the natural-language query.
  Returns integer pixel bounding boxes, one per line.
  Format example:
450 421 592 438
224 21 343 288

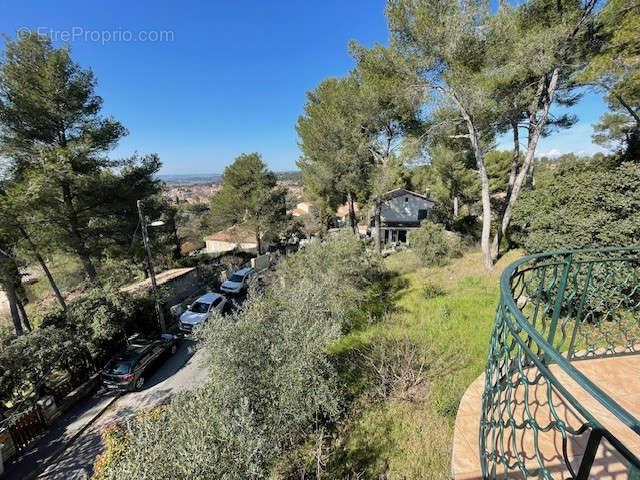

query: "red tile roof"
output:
205 225 257 244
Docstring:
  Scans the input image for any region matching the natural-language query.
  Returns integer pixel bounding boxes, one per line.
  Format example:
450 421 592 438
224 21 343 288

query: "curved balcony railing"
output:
480 247 640 479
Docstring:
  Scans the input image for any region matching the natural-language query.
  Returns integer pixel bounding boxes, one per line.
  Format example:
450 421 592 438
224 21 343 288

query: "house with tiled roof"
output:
204 225 268 255
290 201 314 217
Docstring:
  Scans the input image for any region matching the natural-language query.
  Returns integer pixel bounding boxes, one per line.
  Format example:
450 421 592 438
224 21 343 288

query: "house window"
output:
405 197 409 203
418 209 428 220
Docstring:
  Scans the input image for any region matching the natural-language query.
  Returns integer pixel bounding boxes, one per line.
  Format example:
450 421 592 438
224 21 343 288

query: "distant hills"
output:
159 171 301 186
158 174 222 185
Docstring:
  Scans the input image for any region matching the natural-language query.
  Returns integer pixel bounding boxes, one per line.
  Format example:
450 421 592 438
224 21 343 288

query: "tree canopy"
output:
581 0 640 157
512 157 640 252
209 153 287 254
0 33 166 334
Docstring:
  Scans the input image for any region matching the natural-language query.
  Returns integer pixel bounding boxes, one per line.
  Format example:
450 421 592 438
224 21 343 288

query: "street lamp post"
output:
137 200 167 333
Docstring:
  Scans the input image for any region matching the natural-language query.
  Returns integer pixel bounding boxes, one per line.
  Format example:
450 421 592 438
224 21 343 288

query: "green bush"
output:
512 158 640 253
41 288 131 364
422 282 446 299
276 231 381 328
0 327 91 411
41 286 164 366
408 222 463 267
451 214 480 242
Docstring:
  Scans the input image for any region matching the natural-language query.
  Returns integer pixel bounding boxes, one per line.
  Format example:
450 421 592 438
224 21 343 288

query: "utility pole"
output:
137 200 166 333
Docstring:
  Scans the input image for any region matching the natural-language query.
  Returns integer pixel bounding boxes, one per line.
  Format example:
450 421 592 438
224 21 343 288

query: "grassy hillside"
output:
328 248 521 479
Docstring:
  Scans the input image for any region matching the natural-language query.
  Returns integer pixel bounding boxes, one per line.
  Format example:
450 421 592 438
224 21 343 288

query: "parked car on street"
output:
220 267 255 295
102 334 178 391
178 292 227 333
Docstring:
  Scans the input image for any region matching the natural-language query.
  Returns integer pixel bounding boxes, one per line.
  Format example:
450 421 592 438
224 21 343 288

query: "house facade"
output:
204 225 266 255
371 189 434 245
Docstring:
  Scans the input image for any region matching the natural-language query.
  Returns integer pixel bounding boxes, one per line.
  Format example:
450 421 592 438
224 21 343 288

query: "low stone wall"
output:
163 268 201 306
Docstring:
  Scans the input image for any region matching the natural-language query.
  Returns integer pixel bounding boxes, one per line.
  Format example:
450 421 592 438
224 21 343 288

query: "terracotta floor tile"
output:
452 427 481 474
453 355 640 479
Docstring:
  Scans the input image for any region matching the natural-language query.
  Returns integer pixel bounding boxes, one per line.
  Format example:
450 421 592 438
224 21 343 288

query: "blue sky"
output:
0 0 607 174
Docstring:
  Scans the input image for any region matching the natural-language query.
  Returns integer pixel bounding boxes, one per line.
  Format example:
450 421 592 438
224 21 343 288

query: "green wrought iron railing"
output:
480 247 640 479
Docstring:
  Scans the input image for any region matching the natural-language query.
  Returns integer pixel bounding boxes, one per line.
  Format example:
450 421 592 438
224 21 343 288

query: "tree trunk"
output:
34 251 67 311
17 299 31 332
525 161 535 189
466 121 492 270
255 230 262 256
170 215 181 260
4 282 22 336
453 194 459 219
478 163 493 271
61 181 97 283
491 121 520 260
347 191 357 235
374 198 382 254
439 86 492 269
18 226 67 311
490 70 559 263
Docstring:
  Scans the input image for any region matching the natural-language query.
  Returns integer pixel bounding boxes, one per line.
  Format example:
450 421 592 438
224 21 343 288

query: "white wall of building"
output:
380 194 433 223
205 240 263 255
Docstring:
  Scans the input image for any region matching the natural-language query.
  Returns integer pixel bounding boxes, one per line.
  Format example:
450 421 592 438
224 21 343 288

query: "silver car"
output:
178 292 227 333
220 267 255 295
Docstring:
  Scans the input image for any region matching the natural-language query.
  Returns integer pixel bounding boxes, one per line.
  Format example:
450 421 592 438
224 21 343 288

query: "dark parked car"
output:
102 334 178 392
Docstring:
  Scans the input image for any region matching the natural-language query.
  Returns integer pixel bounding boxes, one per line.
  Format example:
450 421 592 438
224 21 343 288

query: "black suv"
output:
102 334 178 392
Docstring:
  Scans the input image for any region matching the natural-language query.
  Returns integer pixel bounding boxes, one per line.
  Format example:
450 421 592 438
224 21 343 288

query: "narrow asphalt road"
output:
37 337 208 480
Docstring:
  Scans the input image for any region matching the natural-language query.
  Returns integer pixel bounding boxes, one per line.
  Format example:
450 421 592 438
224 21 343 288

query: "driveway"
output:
35 338 208 480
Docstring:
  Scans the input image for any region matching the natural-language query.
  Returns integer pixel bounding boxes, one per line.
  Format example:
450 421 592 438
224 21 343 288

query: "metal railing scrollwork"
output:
480 247 640 479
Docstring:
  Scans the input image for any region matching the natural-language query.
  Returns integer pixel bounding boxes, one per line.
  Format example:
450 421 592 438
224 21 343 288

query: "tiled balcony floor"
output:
452 354 640 479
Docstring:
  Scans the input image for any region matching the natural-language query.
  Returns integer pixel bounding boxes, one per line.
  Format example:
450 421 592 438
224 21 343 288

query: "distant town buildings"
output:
164 181 303 206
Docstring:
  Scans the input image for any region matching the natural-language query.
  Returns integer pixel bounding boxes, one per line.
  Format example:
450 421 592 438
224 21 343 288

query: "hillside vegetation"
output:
322 248 521 478
94 240 520 479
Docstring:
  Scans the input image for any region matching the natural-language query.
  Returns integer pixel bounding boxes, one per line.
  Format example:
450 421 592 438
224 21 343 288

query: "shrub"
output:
512 158 640 253
41 286 166 366
275 231 382 329
408 223 463 267
93 423 128 480
92 389 268 479
41 287 132 364
451 214 480 242
0 327 91 411
422 282 446 299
